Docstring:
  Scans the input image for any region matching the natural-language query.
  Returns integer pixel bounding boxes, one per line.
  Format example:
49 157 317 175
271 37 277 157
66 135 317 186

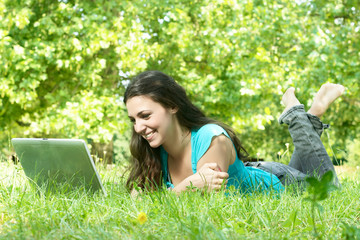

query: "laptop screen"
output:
11 138 107 196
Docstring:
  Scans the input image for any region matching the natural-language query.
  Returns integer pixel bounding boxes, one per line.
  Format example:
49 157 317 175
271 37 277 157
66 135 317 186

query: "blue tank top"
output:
160 124 284 193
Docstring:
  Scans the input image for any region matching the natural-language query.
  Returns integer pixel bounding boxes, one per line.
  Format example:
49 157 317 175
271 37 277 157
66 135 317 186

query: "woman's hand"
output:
193 162 229 191
172 162 229 193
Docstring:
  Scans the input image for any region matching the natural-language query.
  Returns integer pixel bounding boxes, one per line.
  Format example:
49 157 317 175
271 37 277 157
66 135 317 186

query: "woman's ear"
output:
170 107 178 114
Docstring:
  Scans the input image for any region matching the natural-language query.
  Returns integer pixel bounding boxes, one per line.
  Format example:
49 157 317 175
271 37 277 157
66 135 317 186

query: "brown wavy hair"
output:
123 71 248 190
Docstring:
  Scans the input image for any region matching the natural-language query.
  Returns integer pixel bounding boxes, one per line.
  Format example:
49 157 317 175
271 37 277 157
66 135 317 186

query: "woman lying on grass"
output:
124 71 344 194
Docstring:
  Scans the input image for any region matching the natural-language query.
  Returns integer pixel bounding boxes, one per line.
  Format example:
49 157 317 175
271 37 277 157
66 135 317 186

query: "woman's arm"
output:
196 134 236 172
172 135 234 194
172 162 229 193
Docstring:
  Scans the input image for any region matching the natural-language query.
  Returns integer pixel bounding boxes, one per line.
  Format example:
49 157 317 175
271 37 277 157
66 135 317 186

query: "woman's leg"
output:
278 84 345 187
245 161 307 188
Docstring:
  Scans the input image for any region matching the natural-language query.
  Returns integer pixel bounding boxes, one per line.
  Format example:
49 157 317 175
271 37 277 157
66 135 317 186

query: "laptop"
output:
11 138 107 196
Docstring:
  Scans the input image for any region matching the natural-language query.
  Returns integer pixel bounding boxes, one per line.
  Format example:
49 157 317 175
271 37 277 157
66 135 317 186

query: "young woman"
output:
124 71 344 194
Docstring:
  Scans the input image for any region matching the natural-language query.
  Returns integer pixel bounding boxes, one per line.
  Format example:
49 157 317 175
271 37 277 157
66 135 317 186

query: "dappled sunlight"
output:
0 0 359 237
335 165 360 180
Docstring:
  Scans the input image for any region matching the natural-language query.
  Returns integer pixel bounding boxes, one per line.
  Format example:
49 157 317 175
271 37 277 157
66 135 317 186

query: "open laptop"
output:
11 138 107 196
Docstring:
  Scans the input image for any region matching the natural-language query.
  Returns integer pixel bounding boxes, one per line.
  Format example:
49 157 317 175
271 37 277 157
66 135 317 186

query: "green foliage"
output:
303 171 338 238
1 162 360 239
342 223 360 240
345 138 360 167
0 0 359 162
304 171 337 203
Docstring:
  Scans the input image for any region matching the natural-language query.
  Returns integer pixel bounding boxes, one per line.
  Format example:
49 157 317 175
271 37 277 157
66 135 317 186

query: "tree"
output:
1 0 359 162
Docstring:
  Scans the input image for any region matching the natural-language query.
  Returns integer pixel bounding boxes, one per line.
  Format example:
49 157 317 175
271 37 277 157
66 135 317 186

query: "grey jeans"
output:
245 104 340 188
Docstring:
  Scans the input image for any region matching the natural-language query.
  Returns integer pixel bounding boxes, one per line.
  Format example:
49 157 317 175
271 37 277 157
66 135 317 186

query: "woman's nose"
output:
134 121 145 134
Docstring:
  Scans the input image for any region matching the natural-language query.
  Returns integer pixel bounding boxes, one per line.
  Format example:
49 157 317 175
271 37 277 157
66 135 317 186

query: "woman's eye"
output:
142 114 150 119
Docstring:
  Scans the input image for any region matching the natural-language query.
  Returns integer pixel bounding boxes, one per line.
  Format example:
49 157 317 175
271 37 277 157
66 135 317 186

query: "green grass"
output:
0 161 359 239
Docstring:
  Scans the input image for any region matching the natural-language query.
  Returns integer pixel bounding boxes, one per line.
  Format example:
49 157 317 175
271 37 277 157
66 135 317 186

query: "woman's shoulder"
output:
192 123 229 138
190 123 231 169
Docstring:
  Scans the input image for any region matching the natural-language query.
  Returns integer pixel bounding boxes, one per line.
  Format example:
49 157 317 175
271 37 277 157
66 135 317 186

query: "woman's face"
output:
126 95 177 148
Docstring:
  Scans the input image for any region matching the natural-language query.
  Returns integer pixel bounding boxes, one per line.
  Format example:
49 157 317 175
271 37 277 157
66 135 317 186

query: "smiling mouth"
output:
144 131 155 140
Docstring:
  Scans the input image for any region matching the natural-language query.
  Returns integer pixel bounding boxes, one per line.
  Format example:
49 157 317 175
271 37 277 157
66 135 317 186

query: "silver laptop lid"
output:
11 138 107 196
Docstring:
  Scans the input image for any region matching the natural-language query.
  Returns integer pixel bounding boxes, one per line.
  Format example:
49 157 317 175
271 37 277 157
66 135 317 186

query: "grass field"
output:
0 161 359 239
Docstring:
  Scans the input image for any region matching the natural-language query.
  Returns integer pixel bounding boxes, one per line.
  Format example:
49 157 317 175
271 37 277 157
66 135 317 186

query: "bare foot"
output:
308 83 345 118
281 87 301 115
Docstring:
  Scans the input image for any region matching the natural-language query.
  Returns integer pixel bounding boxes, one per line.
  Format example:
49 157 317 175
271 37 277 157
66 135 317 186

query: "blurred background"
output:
1 0 359 167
